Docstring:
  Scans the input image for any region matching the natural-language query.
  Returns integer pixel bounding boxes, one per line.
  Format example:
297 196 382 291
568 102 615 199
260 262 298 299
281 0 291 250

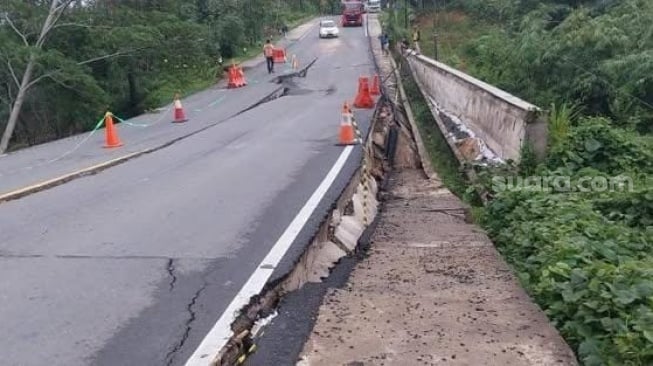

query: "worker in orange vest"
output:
263 39 275 74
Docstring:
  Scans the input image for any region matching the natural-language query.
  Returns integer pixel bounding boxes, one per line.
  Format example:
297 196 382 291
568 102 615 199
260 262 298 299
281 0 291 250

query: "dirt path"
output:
296 170 578 365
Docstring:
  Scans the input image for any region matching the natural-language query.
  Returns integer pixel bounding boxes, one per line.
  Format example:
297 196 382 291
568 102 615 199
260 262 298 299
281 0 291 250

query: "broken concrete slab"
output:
334 216 364 252
307 241 347 283
351 191 367 224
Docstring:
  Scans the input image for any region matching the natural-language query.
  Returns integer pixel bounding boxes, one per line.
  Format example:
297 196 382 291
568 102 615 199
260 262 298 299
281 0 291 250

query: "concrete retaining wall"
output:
405 52 548 162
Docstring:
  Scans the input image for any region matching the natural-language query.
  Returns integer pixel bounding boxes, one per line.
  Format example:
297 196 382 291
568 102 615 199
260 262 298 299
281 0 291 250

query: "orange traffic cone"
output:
338 102 358 145
172 93 188 123
228 63 245 88
273 48 287 63
228 63 240 88
103 112 123 148
370 74 381 96
227 66 237 88
237 66 247 86
353 77 375 109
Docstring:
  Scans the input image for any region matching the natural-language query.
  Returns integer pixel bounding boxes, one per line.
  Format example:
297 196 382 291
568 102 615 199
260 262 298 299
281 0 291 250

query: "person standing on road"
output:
264 39 275 74
400 38 410 54
412 26 421 44
379 33 389 55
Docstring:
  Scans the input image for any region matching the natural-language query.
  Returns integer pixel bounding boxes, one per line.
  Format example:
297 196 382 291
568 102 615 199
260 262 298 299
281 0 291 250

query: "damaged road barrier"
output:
370 74 381 96
103 111 123 148
172 93 188 123
337 102 359 146
353 76 375 109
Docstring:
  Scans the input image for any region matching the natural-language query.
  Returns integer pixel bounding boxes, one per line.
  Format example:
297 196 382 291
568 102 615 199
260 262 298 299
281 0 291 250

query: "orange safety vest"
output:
264 44 274 57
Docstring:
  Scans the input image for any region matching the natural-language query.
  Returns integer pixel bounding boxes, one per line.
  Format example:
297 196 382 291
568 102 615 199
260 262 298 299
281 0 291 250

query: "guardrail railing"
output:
402 48 548 163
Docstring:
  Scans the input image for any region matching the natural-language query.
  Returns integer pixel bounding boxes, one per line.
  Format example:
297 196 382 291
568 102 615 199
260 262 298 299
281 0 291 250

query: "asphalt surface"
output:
243 197 382 366
0 17 375 366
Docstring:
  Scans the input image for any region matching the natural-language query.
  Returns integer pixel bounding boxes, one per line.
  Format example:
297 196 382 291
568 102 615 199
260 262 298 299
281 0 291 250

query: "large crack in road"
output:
158 57 331 366
164 282 208 366
166 258 177 292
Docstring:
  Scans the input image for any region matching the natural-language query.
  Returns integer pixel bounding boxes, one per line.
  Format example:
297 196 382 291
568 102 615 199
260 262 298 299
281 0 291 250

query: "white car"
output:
366 0 381 12
319 20 339 38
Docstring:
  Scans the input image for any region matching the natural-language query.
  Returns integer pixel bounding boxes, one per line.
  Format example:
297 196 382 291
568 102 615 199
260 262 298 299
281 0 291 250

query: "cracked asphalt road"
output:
0 17 375 366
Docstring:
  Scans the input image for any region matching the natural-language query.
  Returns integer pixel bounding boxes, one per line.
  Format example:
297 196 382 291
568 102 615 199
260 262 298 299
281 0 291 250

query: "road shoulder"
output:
297 169 578 365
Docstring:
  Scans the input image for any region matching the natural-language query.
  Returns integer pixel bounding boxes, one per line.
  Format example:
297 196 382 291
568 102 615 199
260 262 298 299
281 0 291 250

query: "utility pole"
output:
432 14 438 60
433 33 439 60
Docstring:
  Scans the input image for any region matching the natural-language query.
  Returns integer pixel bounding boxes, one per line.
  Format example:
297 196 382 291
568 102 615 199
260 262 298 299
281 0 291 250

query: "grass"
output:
414 10 498 71
548 102 581 150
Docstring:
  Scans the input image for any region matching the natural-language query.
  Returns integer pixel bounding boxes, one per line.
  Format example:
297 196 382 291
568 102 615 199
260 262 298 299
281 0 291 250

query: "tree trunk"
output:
127 68 139 116
0 0 64 154
0 57 36 154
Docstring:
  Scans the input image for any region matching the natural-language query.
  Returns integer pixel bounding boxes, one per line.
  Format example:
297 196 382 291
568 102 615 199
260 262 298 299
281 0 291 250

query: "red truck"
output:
341 0 364 27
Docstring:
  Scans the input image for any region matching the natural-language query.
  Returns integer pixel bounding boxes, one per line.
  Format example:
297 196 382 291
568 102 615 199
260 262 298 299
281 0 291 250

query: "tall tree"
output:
0 0 80 153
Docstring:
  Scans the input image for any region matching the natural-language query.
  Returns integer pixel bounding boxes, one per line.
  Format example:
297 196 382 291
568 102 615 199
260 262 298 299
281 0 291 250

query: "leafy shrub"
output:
593 187 653 228
484 189 653 365
547 118 653 175
418 1 653 364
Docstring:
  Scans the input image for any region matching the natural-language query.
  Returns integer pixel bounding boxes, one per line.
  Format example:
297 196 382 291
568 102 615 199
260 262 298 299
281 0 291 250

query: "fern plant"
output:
549 102 581 149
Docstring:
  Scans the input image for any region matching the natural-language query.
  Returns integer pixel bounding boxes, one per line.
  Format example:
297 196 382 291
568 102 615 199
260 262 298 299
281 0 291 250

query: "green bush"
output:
547 118 653 176
410 1 653 363
484 189 653 365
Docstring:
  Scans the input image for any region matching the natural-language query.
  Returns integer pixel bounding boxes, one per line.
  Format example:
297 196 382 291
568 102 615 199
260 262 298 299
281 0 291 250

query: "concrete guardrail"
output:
403 50 548 163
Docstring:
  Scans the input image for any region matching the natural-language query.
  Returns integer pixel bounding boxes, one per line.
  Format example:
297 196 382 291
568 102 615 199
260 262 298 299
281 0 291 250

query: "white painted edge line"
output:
184 145 355 366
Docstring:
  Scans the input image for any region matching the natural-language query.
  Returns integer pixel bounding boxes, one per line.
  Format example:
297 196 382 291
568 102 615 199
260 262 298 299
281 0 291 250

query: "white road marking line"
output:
184 145 355 366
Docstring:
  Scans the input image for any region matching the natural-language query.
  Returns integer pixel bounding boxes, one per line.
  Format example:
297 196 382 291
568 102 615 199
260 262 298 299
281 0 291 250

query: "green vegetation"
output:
398 57 468 198
380 11 471 200
384 0 653 364
480 119 653 365
423 0 653 134
0 0 328 153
